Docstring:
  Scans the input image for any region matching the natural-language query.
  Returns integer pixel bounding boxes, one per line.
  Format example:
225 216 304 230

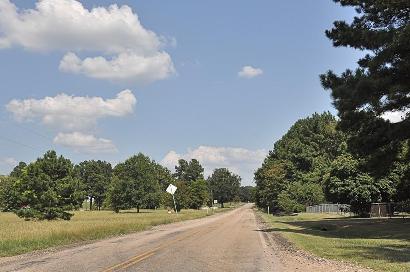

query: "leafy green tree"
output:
106 176 133 213
0 176 20 212
255 112 347 213
154 163 174 191
254 159 289 212
74 160 112 210
166 180 191 211
272 112 346 184
10 162 27 178
208 168 240 208
188 179 209 209
278 182 325 214
325 153 394 215
320 0 410 173
239 186 255 202
163 179 209 211
11 151 85 220
174 159 204 182
277 192 304 214
109 153 162 213
377 141 410 202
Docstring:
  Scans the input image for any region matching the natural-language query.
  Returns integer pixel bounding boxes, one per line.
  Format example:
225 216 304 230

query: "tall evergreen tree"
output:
320 0 410 173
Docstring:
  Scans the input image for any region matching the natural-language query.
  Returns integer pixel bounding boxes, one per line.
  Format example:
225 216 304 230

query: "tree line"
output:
256 0 410 216
255 112 407 215
0 151 245 220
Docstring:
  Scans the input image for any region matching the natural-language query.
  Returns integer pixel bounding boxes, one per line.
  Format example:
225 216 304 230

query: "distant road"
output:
0 204 278 272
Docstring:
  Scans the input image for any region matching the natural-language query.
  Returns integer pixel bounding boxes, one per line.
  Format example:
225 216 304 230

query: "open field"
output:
0 206 234 257
260 212 410 272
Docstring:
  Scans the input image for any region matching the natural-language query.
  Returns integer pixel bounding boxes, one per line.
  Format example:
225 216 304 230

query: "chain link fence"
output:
306 204 350 214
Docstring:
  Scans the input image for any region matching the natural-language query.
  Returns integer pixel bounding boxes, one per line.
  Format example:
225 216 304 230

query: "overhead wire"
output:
0 114 54 151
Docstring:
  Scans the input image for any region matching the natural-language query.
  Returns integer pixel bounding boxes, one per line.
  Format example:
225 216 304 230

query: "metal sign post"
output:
166 184 178 214
172 194 178 215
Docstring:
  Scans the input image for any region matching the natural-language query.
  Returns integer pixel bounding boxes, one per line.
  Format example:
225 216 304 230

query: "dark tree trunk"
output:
137 206 140 213
89 198 93 211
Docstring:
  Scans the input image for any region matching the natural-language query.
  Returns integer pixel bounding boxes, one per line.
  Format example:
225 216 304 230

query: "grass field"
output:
260 212 410 272
0 206 233 257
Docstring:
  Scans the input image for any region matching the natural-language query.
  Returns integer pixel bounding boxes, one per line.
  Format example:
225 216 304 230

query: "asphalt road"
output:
0 204 278 272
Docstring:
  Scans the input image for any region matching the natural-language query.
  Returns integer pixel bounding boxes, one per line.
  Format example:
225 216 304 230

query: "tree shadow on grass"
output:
119 211 154 214
260 217 410 265
265 217 410 241
337 244 410 264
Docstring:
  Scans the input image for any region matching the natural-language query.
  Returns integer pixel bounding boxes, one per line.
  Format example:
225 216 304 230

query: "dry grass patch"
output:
0 208 227 257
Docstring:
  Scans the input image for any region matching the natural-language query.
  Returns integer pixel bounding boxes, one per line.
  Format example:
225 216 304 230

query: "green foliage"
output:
108 153 163 212
173 159 204 182
106 176 133 213
325 153 395 216
272 112 346 183
164 159 209 210
164 179 209 211
9 162 27 178
74 160 112 210
208 168 240 207
255 159 288 212
8 151 85 220
277 192 304 214
255 112 346 213
395 200 410 214
320 0 410 173
381 143 410 202
277 182 325 214
188 179 210 209
239 186 255 202
0 176 20 212
168 180 191 211
255 110 407 215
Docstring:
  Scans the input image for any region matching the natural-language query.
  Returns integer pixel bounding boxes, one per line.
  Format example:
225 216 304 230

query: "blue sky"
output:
0 0 362 184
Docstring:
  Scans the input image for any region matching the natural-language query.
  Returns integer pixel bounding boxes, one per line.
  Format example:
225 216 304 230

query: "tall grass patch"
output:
0 209 215 257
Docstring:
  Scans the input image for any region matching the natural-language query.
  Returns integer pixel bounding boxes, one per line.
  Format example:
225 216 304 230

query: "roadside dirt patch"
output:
255 213 374 272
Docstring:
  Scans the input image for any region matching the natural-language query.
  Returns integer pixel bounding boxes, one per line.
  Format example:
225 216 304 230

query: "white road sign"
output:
166 184 177 195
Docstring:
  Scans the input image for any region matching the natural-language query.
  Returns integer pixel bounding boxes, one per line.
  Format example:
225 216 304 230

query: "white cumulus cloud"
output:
161 146 267 185
59 51 174 83
0 0 175 83
6 90 136 131
238 65 263 78
381 110 409 123
54 132 118 154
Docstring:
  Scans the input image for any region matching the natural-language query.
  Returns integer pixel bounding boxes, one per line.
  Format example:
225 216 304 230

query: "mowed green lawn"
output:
260 212 410 272
0 208 228 257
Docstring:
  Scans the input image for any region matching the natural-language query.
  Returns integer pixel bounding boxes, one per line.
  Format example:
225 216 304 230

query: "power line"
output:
0 115 56 152
0 135 40 151
0 115 53 141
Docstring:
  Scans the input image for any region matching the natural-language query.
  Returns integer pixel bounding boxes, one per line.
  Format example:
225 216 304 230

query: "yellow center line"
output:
117 252 156 271
101 228 205 272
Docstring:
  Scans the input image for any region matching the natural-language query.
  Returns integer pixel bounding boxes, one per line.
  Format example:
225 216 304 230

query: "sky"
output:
0 0 363 185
